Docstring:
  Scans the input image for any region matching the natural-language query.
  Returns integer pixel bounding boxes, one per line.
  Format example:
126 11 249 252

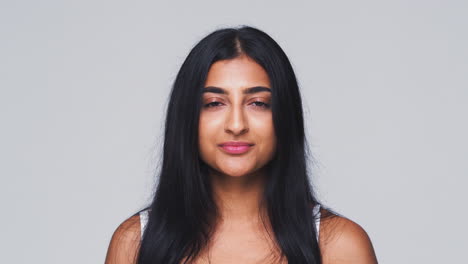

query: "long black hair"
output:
136 25 326 264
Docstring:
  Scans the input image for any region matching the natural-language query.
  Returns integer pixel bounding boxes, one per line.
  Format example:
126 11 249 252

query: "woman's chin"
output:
215 165 263 179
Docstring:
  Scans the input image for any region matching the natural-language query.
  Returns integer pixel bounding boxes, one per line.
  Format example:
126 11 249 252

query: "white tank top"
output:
139 204 321 241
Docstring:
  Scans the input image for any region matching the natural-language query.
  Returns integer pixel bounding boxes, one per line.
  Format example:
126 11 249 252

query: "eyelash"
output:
204 101 270 109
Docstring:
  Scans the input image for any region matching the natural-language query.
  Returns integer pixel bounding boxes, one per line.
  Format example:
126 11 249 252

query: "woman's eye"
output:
251 101 270 109
203 101 270 109
204 101 223 108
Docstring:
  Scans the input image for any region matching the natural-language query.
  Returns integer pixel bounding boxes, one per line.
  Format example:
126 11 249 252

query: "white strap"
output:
139 210 149 239
313 204 321 241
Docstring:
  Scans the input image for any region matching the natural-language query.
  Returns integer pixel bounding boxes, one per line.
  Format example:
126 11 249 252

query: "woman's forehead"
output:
204 56 271 90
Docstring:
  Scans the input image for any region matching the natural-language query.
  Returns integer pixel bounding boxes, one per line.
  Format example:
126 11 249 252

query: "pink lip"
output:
218 141 254 154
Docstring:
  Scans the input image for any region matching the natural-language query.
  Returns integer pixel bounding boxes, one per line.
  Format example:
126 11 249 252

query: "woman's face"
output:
199 55 276 178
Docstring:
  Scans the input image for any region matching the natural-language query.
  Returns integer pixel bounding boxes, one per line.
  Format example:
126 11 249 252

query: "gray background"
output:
1 0 467 263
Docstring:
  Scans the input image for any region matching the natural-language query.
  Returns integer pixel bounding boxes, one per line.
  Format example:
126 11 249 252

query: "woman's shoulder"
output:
104 213 142 264
318 207 378 264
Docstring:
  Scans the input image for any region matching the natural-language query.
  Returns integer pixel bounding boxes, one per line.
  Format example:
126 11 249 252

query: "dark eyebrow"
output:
203 86 271 95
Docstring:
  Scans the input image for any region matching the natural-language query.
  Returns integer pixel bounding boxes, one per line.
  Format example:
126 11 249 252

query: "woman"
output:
105 26 378 264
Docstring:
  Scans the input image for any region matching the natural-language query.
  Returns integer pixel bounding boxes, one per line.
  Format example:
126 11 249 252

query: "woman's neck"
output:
210 169 268 224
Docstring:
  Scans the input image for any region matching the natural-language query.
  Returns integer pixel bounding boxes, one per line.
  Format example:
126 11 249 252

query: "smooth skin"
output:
105 55 378 264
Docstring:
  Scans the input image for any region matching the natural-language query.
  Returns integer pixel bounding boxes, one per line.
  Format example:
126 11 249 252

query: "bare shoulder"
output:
319 208 378 264
105 214 141 264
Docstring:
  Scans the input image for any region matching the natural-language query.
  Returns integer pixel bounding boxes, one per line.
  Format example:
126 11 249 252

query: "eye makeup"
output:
202 98 271 110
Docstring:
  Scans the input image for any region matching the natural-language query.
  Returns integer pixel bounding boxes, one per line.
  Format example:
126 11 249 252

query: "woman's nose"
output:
224 105 249 136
